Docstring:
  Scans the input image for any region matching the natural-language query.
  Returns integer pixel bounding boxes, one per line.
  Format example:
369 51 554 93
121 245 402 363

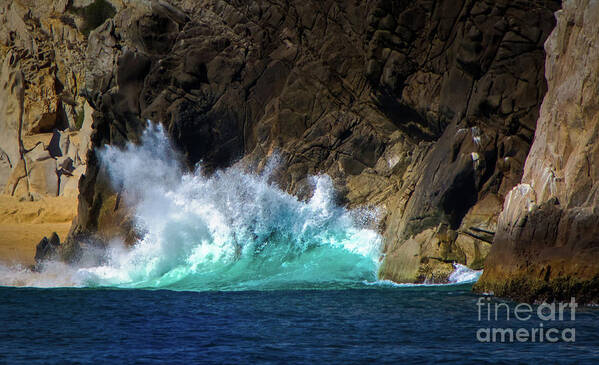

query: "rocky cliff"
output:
475 0 599 303
0 0 578 296
71 0 558 283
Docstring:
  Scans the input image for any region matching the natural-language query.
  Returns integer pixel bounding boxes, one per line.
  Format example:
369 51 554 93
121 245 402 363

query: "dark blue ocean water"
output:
1 284 598 364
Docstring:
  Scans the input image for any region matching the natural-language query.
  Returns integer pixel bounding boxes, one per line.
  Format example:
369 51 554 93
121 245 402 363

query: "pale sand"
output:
0 196 77 266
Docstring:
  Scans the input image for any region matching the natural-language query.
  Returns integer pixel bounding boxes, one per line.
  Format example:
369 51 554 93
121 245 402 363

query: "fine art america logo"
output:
476 297 577 343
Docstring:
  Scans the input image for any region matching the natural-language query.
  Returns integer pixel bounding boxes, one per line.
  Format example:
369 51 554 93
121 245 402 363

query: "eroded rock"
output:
475 0 599 303
71 0 558 283
0 0 93 200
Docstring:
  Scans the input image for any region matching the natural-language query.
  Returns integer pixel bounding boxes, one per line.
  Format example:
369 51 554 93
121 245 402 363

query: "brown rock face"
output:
475 0 599 303
71 0 558 281
365 0 559 282
0 0 93 201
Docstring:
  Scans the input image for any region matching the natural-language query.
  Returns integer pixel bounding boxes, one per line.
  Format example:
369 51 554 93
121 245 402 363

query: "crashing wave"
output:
0 123 383 290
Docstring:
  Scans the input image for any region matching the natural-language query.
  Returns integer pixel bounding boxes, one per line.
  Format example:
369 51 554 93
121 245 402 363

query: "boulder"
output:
27 158 59 196
34 232 61 264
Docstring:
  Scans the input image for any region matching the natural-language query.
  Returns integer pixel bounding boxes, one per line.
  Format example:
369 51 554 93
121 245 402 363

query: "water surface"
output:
1 285 597 364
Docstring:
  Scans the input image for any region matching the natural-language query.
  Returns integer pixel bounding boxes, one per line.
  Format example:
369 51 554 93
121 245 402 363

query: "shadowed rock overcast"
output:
0 0 597 302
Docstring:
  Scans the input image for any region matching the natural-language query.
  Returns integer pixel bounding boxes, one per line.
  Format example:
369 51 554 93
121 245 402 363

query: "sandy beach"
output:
0 196 77 266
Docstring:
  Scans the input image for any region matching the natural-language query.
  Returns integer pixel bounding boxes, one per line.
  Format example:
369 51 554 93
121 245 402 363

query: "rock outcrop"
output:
34 231 61 264
475 0 599 303
69 0 558 282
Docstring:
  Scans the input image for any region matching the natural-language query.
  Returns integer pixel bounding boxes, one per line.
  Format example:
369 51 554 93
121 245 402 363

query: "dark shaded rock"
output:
69 0 117 36
47 131 63 158
367 0 559 283
151 0 189 25
60 234 84 264
35 232 61 264
70 0 558 286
